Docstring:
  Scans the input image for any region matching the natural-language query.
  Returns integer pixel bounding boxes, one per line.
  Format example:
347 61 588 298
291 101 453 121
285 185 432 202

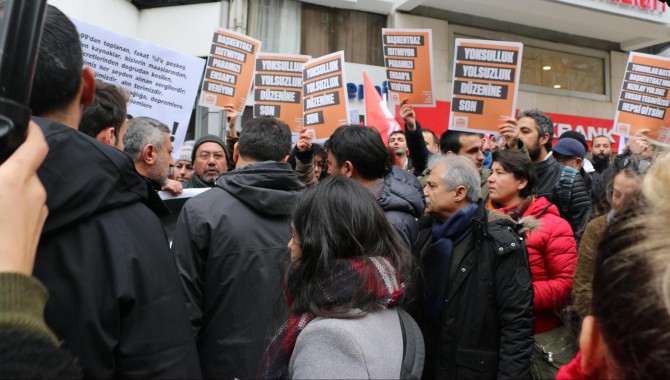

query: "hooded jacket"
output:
535 155 591 243
32 117 201 379
520 197 577 334
172 161 305 379
415 202 534 380
378 166 425 250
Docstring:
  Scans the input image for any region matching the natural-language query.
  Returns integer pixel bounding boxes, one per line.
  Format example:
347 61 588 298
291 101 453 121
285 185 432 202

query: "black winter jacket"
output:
33 118 201 379
416 203 534 380
379 166 425 250
172 161 305 379
535 155 591 242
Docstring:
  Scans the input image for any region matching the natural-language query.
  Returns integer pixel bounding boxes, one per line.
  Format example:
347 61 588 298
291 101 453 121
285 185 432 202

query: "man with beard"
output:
29 6 200 377
591 135 612 174
501 109 591 243
184 135 228 188
588 135 614 217
124 116 181 216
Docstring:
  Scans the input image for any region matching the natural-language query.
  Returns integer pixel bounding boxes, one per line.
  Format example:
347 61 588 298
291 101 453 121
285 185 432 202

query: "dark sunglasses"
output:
614 155 651 174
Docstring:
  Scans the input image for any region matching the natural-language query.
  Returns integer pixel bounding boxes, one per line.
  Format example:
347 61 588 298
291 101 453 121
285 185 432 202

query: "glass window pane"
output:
522 45 604 94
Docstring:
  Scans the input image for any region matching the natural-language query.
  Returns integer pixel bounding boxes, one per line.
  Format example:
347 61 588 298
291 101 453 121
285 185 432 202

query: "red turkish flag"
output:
364 71 401 138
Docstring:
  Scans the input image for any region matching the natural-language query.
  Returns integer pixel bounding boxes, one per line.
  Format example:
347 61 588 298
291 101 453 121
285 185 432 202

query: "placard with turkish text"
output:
613 52 670 144
449 39 523 135
254 53 311 133
382 29 435 107
199 29 260 112
302 51 350 139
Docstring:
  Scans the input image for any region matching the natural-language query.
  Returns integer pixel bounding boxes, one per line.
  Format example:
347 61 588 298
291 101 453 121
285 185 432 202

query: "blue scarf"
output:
423 203 479 324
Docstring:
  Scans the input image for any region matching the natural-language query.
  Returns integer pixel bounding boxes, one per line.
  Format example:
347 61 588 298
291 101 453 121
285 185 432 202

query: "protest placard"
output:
449 39 523 135
382 29 435 107
613 52 670 144
199 29 261 113
302 51 350 139
73 19 205 160
254 53 311 133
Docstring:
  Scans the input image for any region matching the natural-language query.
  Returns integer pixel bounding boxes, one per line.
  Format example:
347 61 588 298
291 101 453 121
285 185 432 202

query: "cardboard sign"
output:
382 29 435 107
613 52 670 144
449 39 523 135
199 29 261 112
253 53 311 132
302 51 350 139
73 19 205 161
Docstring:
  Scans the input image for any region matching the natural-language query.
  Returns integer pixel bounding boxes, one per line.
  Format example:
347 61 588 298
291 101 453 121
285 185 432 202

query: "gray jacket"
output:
289 308 403 379
379 166 425 250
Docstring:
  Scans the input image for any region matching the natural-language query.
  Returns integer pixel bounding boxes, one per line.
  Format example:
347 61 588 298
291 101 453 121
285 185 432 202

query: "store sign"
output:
552 0 670 23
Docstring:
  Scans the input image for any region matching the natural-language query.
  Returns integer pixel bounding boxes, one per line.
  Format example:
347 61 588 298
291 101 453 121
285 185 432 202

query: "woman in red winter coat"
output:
487 151 577 378
487 151 577 332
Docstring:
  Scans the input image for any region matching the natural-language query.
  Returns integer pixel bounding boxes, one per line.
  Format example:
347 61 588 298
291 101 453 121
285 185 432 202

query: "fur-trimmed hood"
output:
487 210 542 237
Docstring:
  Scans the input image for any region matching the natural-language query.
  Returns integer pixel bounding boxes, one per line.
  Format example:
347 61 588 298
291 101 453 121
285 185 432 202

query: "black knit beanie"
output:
191 135 227 162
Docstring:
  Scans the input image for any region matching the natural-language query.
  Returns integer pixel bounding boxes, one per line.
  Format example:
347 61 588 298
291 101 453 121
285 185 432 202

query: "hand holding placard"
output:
399 98 417 131
498 117 520 151
296 128 313 153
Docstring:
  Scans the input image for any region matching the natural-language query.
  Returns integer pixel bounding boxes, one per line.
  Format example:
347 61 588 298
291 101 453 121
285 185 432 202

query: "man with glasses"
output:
184 135 228 188
592 131 654 218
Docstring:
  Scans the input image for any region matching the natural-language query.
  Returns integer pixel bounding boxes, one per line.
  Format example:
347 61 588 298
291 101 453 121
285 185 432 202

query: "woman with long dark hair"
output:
258 176 420 379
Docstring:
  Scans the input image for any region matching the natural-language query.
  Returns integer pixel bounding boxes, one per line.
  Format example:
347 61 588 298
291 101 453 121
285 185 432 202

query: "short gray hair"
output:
124 116 170 163
428 154 481 203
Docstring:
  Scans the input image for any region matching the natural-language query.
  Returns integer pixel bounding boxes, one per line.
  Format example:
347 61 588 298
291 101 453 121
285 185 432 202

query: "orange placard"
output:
613 52 670 144
302 51 350 139
199 29 261 112
382 29 435 107
449 39 523 135
253 53 311 133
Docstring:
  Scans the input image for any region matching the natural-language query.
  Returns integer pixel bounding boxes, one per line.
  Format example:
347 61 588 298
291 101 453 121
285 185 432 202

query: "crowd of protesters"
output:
2 4 670 380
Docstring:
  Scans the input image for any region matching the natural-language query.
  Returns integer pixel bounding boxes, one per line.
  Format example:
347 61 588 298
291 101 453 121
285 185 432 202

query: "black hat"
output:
192 135 227 162
559 131 588 153
553 137 586 159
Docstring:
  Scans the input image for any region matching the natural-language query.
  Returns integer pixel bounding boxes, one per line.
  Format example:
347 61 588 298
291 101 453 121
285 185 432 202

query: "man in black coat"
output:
324 125 424 250
502 109 591 242
417 154 534 379
172 117 306 379
29 6 200 378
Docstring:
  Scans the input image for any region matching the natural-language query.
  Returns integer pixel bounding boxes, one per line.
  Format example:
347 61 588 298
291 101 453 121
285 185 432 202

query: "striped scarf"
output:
258 256 404 380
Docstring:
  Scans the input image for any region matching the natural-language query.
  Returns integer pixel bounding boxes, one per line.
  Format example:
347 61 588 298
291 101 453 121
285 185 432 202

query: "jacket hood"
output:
35 117 148 235
488 209 541 237
378 166 425 217
216 161 305 216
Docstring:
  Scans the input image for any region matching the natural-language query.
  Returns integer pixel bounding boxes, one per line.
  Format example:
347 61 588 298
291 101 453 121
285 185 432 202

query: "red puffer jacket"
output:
522 197 577 334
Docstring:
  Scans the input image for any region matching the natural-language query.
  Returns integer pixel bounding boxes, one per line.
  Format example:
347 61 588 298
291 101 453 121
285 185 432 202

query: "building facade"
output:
49 0 670 147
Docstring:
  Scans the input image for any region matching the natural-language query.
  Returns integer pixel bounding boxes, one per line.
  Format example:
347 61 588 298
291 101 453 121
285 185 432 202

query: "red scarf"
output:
258 256 404 379
487 196 536 221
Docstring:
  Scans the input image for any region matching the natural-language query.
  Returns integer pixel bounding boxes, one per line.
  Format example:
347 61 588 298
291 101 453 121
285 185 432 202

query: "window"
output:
248 0 301 54
451 26 610 100
522 45 605 95
301 3 385 66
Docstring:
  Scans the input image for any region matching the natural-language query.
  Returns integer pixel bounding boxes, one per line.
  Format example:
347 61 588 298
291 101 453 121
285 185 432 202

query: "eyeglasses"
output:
614 155 651 174
197 151 226 161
